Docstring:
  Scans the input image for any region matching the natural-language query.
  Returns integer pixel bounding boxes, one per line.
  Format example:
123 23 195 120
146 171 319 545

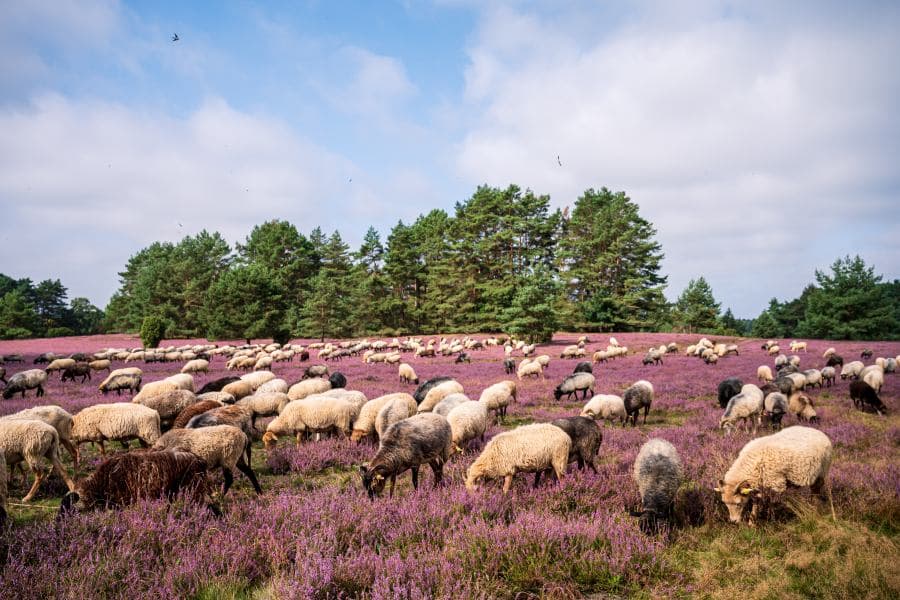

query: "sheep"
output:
97 372 142 396
287 378 331 401
133 389 197 428
826 354 844 369
181 359 209 374
788 355 801 368
592 350 609 363
609 337 619 347
623 380 654 426
303 365 329 379
257 378 289 394
517 360 543 380
433 393 470 417
704 353 719 365
560 345 584 359
374 394 419 439
784 373 808 393
860 349 873 359
790 341 807 353
45 358 77 376
2 369 48 399
631 438 683 533
132 380 179 403
240 370 276 391
413 376 453 404
762 393 789 430
503 358 515 375
237 392 291 428
172 400 223 429
724 344 740 357
165 373 194 392
581 394 626 425
89 359 111 373
447 401 491 451
717 377 744 409
398 363 419 384
573 361 592 374
253 355 273 371
197 391 235 405
553 373 595 402
787 392 818 423
755 365 773 384
153 425 261 495
715 426 832 525
774 354 788 369
642 351 662 366
839 361 863 380
418 379 464 413
71 403 161 462
58 450 214 515
549 416 602 474
264 394 355 447
328 372 347 389
1 405 77 465
0 448 5 527
455 352 471 364
820 366 836 387
849 381 887 414
803 369 823 389
465 423 571 494
0 419 76 502
197 376 240 394
2 353 24 363
60 362 92 383
767 345 781 356
862 366 884 394
186 404 254 445
350 393 410 443
720 392 763 435
478 381 517 421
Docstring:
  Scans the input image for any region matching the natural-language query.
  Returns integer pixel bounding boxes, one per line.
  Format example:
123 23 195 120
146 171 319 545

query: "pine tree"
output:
501 265 561 343
299 232 354 339
202 264 283 343
673 277 721 333
0 289 40 339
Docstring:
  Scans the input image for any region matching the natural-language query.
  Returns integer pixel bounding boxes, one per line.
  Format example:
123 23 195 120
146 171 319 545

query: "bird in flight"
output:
177 222 183 228
557 155 562 167
172 33 180 42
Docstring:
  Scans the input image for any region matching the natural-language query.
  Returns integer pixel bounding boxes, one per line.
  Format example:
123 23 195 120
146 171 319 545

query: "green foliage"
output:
501 266 561 343
140 315 167 349
0 276 104 339
298 232 353 340
0 289 39 339
202 264 284 343
672 277 721 332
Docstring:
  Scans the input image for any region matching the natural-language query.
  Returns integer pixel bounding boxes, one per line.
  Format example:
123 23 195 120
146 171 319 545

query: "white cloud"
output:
455 1 900 315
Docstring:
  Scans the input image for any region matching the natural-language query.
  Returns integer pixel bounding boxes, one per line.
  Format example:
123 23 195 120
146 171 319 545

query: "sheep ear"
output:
358 464 368 475
713 479 725 493
738 481 757 495
373 473 384 481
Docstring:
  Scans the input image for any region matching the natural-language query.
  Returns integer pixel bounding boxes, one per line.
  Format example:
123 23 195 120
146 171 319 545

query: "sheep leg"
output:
98 440 106 455
50 452 75 492
533 470 542 488
37 384 44 397
411 466 420 490
60 438 78 466
389 475 397 498
502 474 514 493
237 457 262 494
222 468 234 496
22 466 45 502
429 460 443 487
643 406 649 425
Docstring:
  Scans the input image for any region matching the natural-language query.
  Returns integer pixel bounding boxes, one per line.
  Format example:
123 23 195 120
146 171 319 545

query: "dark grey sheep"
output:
503 358 515 375
573 361 592 374
623 380 654 427
849 380 887 415
454 352 471 364
549 416 602 474
359 413 453 499
553 373 595 401
826 354 844 368
61 363 92 383
763 392 788 430
2 369 48 399
631 438 682 534
197 376 240 394
328 372 347 389
717 377 743 409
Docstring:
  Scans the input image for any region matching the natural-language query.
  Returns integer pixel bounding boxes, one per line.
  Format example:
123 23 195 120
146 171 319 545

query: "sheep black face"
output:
58 491 84 517
629 507 669 535
553 388 563 401
359 465 386 499
329 372 347 389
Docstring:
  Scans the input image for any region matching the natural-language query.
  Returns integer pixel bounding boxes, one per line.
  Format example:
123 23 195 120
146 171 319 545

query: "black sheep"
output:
717 377 743 409
849 380 887 414
548 416 602 474
328 372 347 389
455 352 471 364
197 376 240 394
413 376 453 404
826 354 844 368
860 349 873 359
61 363 91 383
503 358 515 375
573 361 592 374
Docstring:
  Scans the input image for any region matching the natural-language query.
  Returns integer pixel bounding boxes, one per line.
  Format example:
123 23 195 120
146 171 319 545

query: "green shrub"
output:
140 315 166 349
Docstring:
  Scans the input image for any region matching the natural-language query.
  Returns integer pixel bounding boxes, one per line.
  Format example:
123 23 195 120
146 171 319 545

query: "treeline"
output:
0 275 104 339
104 186 671 343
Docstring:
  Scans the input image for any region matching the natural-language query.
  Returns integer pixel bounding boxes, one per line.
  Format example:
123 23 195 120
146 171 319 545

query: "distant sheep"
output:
553 373 595 401
517 360 543 380
573 361 592 374
757 365 773 383
181 359 209 374
821 366 836 387
840 361 864 380
413 377 453 404
398 363 419 384
503 358 515 375
98 372 142 396
623 380 654 427
465 423 570 494
60 363 91 383
631 438 682 533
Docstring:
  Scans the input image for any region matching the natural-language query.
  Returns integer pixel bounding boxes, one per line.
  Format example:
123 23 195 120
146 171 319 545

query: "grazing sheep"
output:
826 354 844 369
553 373 595 402
623 380 654 426
862 367 884 394
181 359 209 374
840 361 864 380
642 351 663 366
303 365 329 379
413 377 453 404
763 393 788 430
478 381 517 421
774 354 788 369
197 391 235 405
550 416 602 474
153 425 261 495
755 365 773 384
399 363 419 384
89 359 111 373
789 355 801 368
465 423 570 494
790 341 807 353
631 439 683 533
573 361 592 374
164 373 194 392
240 370 276 391
186 405 254 444
257 378 289 394
133 389 197 429
860 349 873 359
503 358 515 375
717 377 744 409
720 393 763 435
197 376 241 394
724 344 740 357
849 381 887 415
374 395 419 439
132 380 179 403
1 406 77 466
433 393 470 417
534 355 551 368
172 400 223 429
264 394 356 446
455 352 471 364
98 372 142 396
350 393 410 443
560 345 585 359
447 401 491 451
59 450 213 514
821 366 836 387
45 358 77 376
71 403 162 461
803 369 823 389
715 426 832 525
704 353 719 365
60 363 92 383
237 392 291 428
2 369 48 399
517 360 543 380
418 380 465 413
0 419 76 502
787 393 818 423
592 350 609 364
360 413 453 498
287 378 331 401
581 394 626 426
823 347 836 358
767 345 781 356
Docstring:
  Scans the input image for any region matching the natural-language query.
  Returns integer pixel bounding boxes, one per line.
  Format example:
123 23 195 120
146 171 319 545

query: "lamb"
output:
757 365 774 383
517 360 543 380
0 419 76 502
398 363 419 384
503 358 515 375
58 450 214 514
447 401 491 451
631 438 683 533
840 361 864 380
413 376 453 404
71 403 162 461
418 379 465 413
573 361 592 374
478 381 517 421
237 392 291 428
287 378 331 401
257 378 289 394
717 377 744 409
581 394 626 425
360 413 453 498
132 389 197 428
623 380 654 426
550 416 602 474
375 394 419 439
2 369 48 399
263 395 355 447
181 359 209 374
1 405 77 464
787 393 818 423
553 373 595 402
715 426 832 524
720 392 763 435
60 362 92 383
351 393 410 443
172 400 223 429
465 423 571 494
152 425 261 495
821 366 836 387
197 376 240 394
848 381 887 414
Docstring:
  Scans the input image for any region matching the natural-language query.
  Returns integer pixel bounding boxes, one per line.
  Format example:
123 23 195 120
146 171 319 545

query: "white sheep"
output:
257 378 289 394
720 392 763 435
241 370 277 391
152 424 261 495
787 393 818 423
840 361 865 380
581 394 626 425
45 358 76 375
287 378 331 401
165 373 194 392
534 354 551 367
418 380 465 413
790 341 808 353
517 360 543 380
132 389 197 426
132 380 178 403
375 395 419 439
0 419 76 502
398 363 419 384
0 405 77 464
478 381 517 421
238 392 291 427
71 403 161 460
181 359 209 374
465 423 571 493
433 393 470 417
757 365 774 383
447 401 491 451
263 395 355 448
253 355 273 371
715 426 832 524
222 380 254 400
803 369 823 388
823 347 836 358
350 393 406 443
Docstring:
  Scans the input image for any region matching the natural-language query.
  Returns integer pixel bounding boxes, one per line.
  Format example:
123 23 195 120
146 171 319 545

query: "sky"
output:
0 0 898 318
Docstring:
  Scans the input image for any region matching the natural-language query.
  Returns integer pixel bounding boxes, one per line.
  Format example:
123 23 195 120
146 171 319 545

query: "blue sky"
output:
1 0 898 318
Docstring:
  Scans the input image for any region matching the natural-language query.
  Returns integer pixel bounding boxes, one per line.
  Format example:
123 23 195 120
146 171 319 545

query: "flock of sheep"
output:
0 334 895 535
